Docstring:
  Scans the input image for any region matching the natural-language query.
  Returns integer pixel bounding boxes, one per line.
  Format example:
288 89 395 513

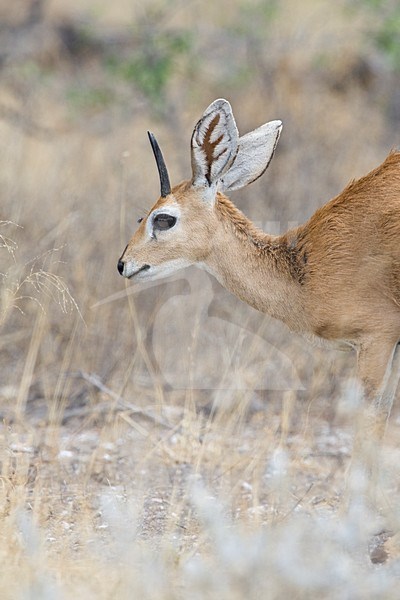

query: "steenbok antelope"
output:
118 98 400 477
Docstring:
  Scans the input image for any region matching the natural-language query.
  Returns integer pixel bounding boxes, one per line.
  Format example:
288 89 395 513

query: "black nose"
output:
117 260 124 275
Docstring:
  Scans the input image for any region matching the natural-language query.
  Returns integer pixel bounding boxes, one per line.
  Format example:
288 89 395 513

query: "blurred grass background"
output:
1 0 400 597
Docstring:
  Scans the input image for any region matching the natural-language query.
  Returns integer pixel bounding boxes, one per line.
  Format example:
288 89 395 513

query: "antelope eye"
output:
137 217 143 223
153 213 177 231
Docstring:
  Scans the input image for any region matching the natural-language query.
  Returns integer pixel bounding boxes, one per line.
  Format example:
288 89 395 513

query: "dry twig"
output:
77 371 172 429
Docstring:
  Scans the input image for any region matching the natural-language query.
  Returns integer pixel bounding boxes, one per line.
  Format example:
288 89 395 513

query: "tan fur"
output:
120 143 400 481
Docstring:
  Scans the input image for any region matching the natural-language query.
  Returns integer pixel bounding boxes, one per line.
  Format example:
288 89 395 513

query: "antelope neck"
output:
204 194 306 331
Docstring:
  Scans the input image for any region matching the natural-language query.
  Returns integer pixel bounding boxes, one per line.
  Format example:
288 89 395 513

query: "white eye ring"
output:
146 205 181 239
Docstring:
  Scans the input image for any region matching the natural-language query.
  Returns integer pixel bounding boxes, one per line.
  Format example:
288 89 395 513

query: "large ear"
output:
191 99 239 192
219 120 282 192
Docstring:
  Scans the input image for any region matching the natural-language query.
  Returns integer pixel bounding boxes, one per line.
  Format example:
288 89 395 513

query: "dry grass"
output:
1 0 400 597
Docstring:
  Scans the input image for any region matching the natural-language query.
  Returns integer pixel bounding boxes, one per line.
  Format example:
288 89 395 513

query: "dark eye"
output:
153 213 177 231
137 217 143 223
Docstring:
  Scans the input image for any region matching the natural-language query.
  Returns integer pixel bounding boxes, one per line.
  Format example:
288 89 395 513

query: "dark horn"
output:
147 131 171 197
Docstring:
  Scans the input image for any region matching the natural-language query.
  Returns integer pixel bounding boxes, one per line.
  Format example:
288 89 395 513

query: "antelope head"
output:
117 99 282 282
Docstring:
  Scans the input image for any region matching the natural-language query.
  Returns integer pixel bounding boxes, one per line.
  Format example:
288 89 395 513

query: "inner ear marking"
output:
191 99 239 192
202 114 223 183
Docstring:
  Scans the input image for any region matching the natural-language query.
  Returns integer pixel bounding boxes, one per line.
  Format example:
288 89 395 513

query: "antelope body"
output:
118 99 400 467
